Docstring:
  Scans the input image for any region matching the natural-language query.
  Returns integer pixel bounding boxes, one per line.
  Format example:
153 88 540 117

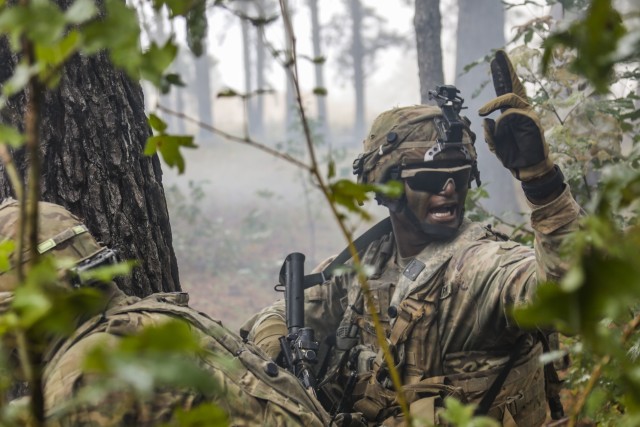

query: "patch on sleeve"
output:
403 259 426 281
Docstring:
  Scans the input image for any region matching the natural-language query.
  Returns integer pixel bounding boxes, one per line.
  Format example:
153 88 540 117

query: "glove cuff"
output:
521 165 565 200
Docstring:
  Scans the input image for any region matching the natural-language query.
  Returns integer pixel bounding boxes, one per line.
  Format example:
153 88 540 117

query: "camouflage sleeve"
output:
528 185 583 283
497 186 582 311
446 187 581 340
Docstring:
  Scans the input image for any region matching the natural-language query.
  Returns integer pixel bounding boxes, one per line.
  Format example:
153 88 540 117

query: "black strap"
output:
538 332 566 420
521 165 565 200
474 334 528 416
302 217 392 289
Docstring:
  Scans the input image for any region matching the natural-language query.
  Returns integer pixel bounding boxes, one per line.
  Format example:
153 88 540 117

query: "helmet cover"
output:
353 105 477 185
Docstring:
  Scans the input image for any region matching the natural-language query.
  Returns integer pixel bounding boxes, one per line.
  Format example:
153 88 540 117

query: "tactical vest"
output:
43 292 329 426
338 222 549 426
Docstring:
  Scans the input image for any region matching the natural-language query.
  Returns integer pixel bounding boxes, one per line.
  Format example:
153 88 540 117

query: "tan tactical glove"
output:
251 316 287 360
478 50 554 182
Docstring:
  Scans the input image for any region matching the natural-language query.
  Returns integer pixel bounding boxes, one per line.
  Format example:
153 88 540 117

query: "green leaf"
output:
12 258 105 335
216 88 239 98
119 319 202 353
313 87 328 96
186 0 207 57
0 240 15 273
2 61 38 98
154 0 199 17
511 282 580 334
437 397 499 427
165 73 185 87
524 30 533 44
329 179 373 219
82 320 226 397
82 0 142 76
0 6 29 50
163 403 228 427
148 114 168 133
64 0 98 24
0 125 25 148
0 2 66 48
140 40 179 90
76 261 136 285
373 180 404 199
145 135 198 174
542 0 627 93
327 159 336 179
35 30 81 85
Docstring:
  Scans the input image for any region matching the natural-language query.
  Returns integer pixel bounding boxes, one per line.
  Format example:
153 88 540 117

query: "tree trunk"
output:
254 0 267 139
194 40 214 140
455 0 520 216
240 1 257 134
414 0 444 104
0 40 180 297
350 0 366 138
284 0 297 140
308 0 329 145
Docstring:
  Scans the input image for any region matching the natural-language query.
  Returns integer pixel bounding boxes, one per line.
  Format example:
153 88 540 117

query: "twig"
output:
568 312 640 427
18 0 44 422
278 1 412 424
155 104 313 173
528 67 564 126
469 199 534 239
0 145 23 202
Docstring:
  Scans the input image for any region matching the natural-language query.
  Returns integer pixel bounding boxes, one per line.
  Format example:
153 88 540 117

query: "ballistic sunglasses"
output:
401 164 472 194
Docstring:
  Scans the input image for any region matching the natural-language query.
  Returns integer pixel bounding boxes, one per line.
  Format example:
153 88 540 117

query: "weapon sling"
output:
473 334 528 416
302 216 392 289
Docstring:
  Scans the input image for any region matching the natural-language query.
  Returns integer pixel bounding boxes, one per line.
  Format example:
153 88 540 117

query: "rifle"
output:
276 252 319 394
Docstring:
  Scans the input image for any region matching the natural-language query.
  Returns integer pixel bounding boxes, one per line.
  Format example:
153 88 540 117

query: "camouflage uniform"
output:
244 96 582 424
0 199 330 426
42 290 330 427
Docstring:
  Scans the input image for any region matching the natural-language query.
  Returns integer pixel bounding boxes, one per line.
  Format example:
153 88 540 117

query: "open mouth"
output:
427 203 458 223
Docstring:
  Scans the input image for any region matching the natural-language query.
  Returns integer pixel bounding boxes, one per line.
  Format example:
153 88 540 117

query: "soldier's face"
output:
403 174 468 231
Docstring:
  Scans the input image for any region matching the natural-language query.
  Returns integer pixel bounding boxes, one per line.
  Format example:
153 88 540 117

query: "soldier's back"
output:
44 292 329 427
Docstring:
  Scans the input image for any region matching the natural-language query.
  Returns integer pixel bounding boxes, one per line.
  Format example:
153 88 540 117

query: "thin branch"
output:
469 199 535 239
278 0 412 423
528 68 564 125
0 145 24 201
155 104 313 172
19 0 45 422
569 312 640 427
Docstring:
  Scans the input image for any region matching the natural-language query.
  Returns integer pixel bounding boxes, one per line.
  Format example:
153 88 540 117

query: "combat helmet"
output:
0 199 114 291
352 102 480 189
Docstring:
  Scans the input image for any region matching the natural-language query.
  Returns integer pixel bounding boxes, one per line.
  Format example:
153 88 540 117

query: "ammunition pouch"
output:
351 342 547 426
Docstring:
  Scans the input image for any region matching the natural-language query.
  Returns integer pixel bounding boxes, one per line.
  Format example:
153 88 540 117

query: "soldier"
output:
0 198 332 426
243 50 581 426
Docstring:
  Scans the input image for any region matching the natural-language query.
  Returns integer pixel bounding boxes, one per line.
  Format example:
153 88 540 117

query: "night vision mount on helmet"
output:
352 85 481 190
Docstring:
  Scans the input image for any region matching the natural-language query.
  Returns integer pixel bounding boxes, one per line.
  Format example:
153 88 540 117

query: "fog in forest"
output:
143 0 551 330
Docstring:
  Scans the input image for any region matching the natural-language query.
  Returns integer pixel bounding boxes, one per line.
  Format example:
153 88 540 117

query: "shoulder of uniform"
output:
482 224 510 241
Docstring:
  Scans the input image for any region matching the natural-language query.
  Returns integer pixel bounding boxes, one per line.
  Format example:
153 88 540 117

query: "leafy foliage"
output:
145 114 198 174
542 0 629 93
502 0 640 424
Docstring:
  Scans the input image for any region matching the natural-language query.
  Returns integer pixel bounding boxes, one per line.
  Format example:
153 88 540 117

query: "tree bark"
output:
0 40 180 296
414 0 444 104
